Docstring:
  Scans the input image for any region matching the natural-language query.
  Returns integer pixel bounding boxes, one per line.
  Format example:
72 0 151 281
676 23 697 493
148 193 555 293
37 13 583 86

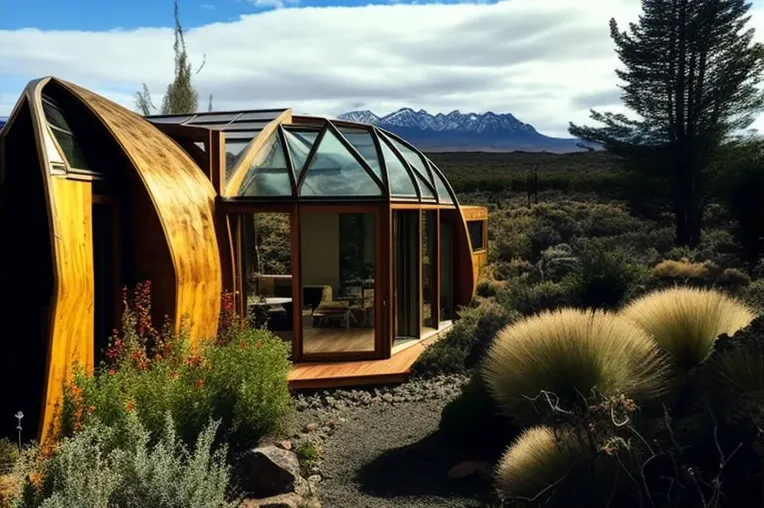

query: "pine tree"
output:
569 0 764 247
134 0 202 115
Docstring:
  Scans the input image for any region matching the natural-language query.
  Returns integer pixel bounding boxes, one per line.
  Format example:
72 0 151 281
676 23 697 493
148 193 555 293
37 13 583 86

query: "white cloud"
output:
0 0 762 137
201 4 217 10
250 0 299 9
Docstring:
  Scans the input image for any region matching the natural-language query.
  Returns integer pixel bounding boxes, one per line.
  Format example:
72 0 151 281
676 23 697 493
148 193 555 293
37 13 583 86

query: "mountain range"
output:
336 108 588 153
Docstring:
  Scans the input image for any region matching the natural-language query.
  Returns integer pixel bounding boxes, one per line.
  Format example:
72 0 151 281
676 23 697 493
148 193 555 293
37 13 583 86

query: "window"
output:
41 96 90 171
467 220 485 251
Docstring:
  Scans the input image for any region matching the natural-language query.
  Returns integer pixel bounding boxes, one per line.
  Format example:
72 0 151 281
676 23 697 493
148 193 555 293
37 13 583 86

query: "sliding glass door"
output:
393 210 419 347
299 208 379 358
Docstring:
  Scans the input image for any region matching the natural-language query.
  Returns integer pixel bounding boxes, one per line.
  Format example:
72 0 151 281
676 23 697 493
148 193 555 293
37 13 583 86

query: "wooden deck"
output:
288 323 452 389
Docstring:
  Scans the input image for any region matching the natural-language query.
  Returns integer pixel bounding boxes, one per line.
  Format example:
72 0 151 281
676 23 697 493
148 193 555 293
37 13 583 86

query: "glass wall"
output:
440 218 454 323
422 210 438 331
393 210 420 347
300 211 376 355
241 213 294 340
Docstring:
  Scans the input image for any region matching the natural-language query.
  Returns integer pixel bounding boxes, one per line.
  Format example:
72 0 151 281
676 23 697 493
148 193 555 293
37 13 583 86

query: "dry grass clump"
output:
653 258 710 280
620 287 756 370
495 426 584 500
482 308 670 423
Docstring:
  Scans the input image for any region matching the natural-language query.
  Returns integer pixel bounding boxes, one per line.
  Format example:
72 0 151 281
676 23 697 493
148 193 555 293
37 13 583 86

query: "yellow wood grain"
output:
56 79 223 342
41 178 95 442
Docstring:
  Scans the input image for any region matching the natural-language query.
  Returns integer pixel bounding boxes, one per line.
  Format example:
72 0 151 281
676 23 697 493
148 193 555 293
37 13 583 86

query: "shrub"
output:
536 244 578 282
620 287 756 371
412 301 519 377
59 284 293 454
496 279 573 316
482 309 670 424
717 267 752 287
743 279 764 311
439 375 519 460
494 426 585 501
563 247 649 310
15 415 237 508
654 258 711 280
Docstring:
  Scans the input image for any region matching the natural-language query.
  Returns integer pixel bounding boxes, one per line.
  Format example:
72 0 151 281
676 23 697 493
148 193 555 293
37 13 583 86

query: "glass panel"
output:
188 113 239 123
379 138 417 197
225 121 271 130
440 218 454 322
283 130 319 175
385 135 433 186
225 140 249 178
300 130 382 197
238 111 284 121
147 116 192 124
468 220 485 251
338 128 383 182
415 171 436 200
393 210 420 348
243 213 295 343
301 212 376 354
239 132 292 196
431 165 453 203
422 211 437 329
224 131 262 142
42 99 89 170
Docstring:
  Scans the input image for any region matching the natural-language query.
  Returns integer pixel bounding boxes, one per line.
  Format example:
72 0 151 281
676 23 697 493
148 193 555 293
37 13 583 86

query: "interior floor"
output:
276 327 376 354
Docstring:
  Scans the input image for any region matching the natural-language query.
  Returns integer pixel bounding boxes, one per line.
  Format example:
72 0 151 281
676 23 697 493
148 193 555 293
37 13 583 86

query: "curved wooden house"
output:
0 78 487 440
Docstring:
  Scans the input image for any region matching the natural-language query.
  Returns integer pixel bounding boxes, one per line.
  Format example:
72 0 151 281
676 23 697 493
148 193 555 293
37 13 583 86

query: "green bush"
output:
563 247 650 310
743 279 764 312
15 414 237 508
482 308 670 424
412 301 519 377
496 278 573 316
60 284 293 454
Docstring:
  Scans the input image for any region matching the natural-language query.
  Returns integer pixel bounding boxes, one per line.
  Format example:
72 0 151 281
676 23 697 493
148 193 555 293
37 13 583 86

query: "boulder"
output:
237 446 302 497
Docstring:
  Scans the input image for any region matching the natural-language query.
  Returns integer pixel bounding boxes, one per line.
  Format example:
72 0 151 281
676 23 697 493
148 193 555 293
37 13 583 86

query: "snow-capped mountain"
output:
336 108 586 153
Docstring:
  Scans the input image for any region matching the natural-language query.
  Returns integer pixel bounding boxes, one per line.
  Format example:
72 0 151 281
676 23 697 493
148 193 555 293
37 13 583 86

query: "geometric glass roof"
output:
148 109 458 205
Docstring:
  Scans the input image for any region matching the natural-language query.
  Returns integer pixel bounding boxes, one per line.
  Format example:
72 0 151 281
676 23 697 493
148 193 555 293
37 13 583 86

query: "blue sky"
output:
1 0 762 137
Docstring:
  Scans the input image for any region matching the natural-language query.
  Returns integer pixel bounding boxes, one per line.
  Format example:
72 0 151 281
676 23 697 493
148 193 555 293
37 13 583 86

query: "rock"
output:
447 460 493 480
237 446 302 497
245 493 302 508
277 440 293 451
307 474 322 484
304 422 320 432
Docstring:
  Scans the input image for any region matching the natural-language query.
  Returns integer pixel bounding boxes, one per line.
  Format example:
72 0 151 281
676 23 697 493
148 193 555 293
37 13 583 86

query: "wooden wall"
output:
58 80 223 342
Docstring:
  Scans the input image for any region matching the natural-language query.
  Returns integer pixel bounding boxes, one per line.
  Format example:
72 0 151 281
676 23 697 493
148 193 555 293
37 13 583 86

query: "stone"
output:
245 493 302 508
304 422 320 432
447 460 493 480
237 446 302 497
307 474 322 484
277 440 293 451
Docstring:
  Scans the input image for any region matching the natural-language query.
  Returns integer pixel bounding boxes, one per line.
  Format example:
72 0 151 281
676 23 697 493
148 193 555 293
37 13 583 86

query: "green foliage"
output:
16 415 237 508
295 442 319 474
720 137 764 264
496 279 573 316
482 308 671 424
135 0 202 115
743 278 764 312
412 301 519 377
562 246 651 310
621 287 756 371
569 0 764 247
59 285 292 455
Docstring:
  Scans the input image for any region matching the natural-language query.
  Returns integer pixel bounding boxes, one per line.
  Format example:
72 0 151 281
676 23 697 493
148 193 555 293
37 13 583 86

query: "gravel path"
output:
292 376 487 508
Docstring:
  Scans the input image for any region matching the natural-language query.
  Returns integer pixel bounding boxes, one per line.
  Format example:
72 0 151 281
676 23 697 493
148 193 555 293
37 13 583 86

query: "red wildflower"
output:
195 378 205 389
125 400 135 412
88 405 96 414
240 341 247 349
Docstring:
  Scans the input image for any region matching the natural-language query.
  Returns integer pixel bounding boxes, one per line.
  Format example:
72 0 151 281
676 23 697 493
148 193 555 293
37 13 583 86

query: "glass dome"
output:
229 117 456 204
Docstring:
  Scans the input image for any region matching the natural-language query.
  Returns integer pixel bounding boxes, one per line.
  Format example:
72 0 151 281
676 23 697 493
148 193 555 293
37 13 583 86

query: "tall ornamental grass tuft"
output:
494 426 584 500
482 308 670 423
620 287 755 370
